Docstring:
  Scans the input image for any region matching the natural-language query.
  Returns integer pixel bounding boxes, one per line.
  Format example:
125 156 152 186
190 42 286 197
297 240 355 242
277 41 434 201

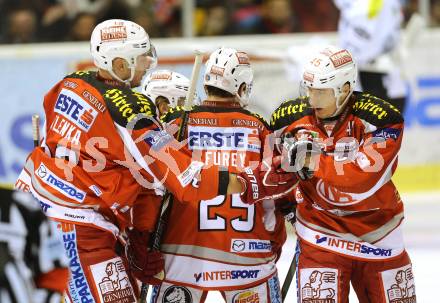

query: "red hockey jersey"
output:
271 92 406 261
158 102 286 290
15 71 226 235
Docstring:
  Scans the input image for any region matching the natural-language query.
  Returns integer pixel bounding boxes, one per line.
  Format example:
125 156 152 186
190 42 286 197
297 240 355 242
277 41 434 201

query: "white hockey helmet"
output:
90 19 157 85
302 45 357 114
142 70 193 107
204 47 253 106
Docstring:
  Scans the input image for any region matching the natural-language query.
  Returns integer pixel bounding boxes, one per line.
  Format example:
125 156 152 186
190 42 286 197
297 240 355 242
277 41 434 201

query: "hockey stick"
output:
281 224 298 302
281 254 297 302
138 50 204 303
32 114 40 148
184 50 203 110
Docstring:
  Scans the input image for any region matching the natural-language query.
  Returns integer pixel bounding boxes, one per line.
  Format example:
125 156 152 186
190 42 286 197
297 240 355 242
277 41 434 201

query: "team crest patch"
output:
299 268 338 302
380 264 416 303
162 286 193 303
89 257 135 303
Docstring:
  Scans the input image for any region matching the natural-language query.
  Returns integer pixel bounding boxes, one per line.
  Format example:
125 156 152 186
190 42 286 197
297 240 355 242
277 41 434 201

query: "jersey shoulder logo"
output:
241 110 270 131
161 105 187 124
64 70 93 81
54 88 98 132
102 88 156 129
270 98 312 131
65 71 157 129
352 93 403 127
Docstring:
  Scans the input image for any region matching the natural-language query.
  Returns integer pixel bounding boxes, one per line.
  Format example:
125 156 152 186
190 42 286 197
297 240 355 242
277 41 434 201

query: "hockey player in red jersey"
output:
14 19 296 302
14 19 239 302
12 19 172 302
151 47 287 303
270 45 416 302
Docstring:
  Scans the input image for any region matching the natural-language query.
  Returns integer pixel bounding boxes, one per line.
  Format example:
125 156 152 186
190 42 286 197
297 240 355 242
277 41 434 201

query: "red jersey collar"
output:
201 100 242 108
96 72 127 88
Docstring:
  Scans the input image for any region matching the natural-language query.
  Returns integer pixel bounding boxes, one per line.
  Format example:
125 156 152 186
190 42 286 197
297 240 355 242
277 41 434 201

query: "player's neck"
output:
97 69 126 87
203 97 241 108
205 95 237 102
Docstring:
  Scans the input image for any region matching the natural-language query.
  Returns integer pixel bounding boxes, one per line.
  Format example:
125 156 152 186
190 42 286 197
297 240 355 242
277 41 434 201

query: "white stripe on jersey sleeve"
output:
114 123 165 195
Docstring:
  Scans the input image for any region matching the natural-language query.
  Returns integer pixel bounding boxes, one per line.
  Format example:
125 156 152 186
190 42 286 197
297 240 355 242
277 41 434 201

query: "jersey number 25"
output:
199 195 255 232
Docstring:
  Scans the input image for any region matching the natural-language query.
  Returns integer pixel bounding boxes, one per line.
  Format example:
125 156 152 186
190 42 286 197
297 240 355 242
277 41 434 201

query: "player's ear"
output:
158 102 169 115
112 57 128 74
238 83 247 97
342 82 350 94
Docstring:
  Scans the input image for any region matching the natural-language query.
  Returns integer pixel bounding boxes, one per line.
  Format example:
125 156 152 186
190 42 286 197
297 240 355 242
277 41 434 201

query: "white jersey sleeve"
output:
335 0 403 66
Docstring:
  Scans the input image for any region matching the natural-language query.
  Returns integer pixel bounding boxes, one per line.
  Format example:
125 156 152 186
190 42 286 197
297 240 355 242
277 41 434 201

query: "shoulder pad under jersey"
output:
64 70 95 82
270 97 312 131
190 105 270 130
103 88 157 129
161 106 188 124
65 71 158 129
352 92 403 128
245 110 270 130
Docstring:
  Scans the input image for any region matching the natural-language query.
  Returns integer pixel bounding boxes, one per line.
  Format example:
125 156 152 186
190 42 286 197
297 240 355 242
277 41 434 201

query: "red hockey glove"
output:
125 229 164 285
238 156 299 204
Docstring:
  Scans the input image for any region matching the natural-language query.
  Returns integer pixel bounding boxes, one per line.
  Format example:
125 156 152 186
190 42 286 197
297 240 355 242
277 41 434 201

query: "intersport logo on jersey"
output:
54 88 98 132
315 235 392 257
194 269 260 282
188 126 261 152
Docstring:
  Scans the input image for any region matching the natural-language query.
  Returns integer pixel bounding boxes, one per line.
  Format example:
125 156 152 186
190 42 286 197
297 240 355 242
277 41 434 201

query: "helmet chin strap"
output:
108 65 136 87
235 92 249 107
235 83 252 107
329 90 353 117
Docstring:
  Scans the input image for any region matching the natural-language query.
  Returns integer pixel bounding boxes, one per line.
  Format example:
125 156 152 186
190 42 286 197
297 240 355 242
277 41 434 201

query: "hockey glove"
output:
238 156 299 205
275 198 297 226
282 129 322 181
125 228 164 285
